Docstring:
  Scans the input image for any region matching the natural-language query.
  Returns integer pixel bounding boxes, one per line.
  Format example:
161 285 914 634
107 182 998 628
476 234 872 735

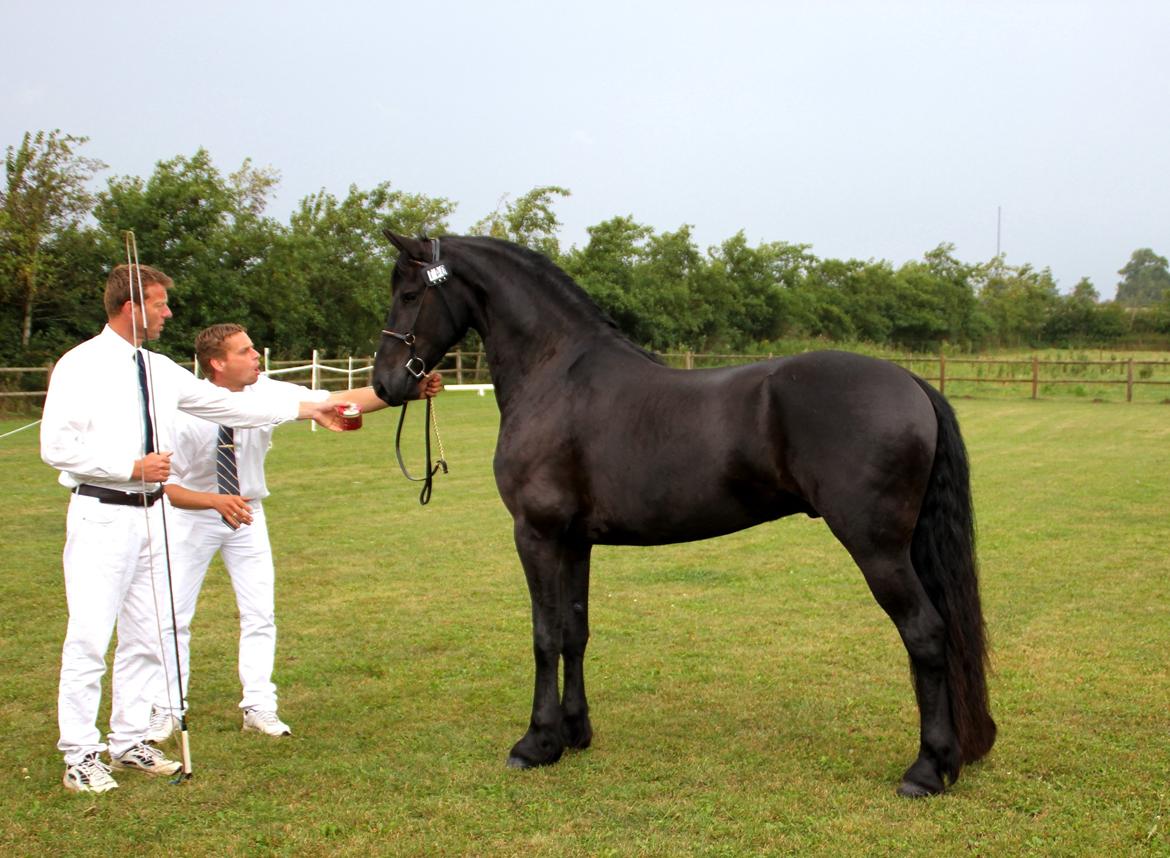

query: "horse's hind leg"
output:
844 540 961 797
561 543 593 750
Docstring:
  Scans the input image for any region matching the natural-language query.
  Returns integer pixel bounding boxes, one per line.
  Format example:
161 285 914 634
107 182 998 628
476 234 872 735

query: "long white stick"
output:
125 231 193 781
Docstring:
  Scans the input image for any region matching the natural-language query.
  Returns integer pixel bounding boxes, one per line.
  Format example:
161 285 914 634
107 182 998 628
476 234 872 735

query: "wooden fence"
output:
665 352 1170 403
4 350 1170 405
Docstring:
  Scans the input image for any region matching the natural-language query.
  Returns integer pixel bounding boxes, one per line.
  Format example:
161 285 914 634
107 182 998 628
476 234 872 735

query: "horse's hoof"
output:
897 779 941 798
898 755 947 797
507 732 565 769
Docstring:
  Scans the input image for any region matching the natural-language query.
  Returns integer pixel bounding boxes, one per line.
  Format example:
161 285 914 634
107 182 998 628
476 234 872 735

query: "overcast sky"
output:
5 1 1168 298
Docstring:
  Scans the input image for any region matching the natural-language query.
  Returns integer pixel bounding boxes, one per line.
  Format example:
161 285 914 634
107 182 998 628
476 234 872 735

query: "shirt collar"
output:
100 323 142 358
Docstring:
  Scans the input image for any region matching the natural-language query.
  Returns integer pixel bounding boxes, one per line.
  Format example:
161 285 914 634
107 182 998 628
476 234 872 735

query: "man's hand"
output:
212 495 253 530
419 371 443 399
307 400 344 432
132 451 172 483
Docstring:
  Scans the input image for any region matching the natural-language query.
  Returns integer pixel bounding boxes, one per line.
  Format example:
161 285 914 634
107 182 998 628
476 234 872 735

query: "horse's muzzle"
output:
373 377 397 406
373 367 423 407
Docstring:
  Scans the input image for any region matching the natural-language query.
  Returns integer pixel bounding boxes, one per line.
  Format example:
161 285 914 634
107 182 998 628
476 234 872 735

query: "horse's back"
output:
766 350 936 440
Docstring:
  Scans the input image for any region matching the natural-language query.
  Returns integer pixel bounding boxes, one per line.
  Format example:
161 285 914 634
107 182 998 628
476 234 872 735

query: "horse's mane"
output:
452 236 665 365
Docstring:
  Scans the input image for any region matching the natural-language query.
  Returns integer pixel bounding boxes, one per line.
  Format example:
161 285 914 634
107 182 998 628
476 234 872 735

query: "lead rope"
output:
393 388 448 505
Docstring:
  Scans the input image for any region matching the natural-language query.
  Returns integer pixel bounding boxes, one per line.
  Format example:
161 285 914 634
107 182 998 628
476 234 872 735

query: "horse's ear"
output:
383 229 429 261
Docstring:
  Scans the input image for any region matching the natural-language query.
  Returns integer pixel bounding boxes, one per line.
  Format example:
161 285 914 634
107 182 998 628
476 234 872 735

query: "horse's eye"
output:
401 291 420 305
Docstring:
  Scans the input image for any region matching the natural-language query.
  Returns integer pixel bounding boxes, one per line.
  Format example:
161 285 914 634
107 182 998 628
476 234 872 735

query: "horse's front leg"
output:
506 518 573 769
561 542 592 750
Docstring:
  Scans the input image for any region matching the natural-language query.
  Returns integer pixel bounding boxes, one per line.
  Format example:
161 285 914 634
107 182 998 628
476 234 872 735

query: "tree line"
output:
4 130 1170 366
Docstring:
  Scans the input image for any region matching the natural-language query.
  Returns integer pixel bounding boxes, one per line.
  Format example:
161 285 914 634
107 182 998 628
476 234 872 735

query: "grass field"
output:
1 392 1167 856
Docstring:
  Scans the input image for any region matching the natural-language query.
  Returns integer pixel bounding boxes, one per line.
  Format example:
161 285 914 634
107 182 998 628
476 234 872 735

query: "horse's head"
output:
373 231 471 406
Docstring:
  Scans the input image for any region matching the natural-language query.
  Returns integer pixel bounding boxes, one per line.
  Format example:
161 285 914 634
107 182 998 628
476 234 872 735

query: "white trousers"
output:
154 503 279 714
58 493 172 764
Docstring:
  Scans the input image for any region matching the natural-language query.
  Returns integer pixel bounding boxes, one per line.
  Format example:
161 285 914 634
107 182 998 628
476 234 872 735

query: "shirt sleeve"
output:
171 360 303 427
165 412 195 486
40 350 135 482
254 374 332 405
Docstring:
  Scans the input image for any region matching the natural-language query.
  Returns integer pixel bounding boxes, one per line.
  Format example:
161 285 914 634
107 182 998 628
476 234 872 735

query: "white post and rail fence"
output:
4 350 1170 408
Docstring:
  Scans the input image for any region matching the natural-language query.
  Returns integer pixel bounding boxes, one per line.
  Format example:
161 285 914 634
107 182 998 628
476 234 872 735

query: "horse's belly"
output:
584 484 813 547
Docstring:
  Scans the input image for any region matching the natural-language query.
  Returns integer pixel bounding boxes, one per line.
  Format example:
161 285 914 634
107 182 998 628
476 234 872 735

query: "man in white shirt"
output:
145 323 441 744
40 265 341 794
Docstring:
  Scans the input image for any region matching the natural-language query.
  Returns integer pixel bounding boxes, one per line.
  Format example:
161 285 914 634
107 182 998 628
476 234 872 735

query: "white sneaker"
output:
110 742 182 776
63 753 118 793
242 708 291 736
144 707 180 744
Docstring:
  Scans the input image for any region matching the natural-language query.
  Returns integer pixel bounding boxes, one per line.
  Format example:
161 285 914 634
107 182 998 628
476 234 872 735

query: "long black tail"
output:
910 377 996 765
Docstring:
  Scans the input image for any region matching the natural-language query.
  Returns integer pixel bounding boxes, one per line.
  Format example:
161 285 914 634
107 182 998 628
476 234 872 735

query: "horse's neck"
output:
475 293 585 408
468 257 631 410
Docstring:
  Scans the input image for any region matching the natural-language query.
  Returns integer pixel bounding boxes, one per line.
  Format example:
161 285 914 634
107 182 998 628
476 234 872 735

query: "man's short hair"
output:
103 264 173 318
195 323 248 378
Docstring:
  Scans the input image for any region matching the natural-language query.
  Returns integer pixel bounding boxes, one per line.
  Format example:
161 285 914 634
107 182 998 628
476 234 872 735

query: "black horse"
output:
372 232 995 797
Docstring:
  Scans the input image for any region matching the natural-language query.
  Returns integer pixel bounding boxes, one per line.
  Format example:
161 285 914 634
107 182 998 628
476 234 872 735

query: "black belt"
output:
73 484 165 507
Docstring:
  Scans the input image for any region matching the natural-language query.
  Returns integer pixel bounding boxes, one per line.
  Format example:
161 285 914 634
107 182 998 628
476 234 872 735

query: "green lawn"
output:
1 393 1167 856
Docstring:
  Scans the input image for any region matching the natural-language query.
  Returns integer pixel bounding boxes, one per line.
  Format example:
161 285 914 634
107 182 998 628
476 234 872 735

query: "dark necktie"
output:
135 350 155 455
216 425 240 526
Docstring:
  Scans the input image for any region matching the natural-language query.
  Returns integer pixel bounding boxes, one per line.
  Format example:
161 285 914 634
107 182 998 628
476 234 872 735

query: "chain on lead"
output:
430 393 448 472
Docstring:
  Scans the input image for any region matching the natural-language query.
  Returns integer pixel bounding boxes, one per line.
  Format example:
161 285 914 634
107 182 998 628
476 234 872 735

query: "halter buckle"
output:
382 330 415 345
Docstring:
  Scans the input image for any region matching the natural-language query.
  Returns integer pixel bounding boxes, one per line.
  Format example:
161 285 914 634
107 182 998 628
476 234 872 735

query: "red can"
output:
335 403 363 431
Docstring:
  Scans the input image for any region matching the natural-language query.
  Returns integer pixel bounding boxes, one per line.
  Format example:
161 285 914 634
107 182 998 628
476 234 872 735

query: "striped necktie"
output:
216 425 240 526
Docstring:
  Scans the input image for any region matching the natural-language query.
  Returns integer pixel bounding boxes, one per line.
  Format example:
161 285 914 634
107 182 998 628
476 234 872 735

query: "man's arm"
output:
169 357 342 431
163 484 253 529
39 353 139 481
327 375 443 413
324 386 391 414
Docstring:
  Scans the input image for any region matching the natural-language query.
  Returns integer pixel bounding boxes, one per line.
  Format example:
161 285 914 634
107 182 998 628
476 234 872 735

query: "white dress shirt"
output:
166 375 329 500
41 325 305 493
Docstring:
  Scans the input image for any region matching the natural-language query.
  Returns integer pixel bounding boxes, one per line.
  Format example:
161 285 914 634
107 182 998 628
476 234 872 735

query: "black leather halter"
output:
381 238 456 379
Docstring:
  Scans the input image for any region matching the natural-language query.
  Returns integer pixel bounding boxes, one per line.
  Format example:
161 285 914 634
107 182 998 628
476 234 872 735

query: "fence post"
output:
1031 355 1039 400
456 349 464 384
685 351 694 370
939 352 946 395
1127 358 1133 403
310 350 319 432
264 347 270 374
347 355 354 391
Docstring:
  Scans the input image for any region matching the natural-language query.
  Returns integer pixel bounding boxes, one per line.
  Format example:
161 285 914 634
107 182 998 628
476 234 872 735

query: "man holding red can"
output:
145 323 440 742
